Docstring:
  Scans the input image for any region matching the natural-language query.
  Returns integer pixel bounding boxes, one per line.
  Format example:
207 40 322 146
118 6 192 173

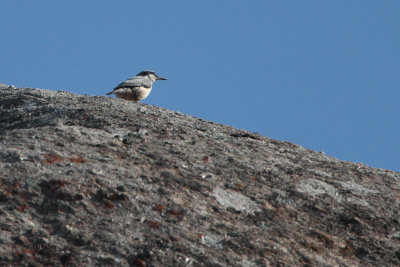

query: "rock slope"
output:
0 87 399 266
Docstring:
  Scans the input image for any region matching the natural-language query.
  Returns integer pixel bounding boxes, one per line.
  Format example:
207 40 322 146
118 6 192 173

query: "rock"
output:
0 87 399 266
213 187 261 213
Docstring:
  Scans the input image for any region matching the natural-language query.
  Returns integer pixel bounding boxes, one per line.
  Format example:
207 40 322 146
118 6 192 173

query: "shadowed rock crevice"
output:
0 87 399 266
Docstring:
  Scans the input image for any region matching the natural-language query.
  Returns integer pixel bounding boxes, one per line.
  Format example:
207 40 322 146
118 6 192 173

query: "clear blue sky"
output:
1 1 399 171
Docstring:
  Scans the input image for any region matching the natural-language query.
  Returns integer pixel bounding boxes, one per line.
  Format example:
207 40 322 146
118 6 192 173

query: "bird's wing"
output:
114 76 145 89
140 76 152 88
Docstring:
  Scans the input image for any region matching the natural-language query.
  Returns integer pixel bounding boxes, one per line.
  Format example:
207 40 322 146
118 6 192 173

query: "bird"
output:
106 70 167 102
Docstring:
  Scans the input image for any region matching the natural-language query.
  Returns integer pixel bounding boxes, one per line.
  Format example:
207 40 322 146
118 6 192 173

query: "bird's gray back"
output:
115 75 152 89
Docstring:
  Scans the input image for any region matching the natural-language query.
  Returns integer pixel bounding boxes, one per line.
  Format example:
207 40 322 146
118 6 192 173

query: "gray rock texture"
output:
0 87 399 266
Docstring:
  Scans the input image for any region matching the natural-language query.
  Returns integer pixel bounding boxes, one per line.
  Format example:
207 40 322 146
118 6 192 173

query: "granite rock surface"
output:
0 87 399 266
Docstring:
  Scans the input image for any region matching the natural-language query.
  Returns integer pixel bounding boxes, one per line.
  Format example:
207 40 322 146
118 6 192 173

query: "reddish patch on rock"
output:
52 180 68 187
44 154 87 164
21 247 34 255
55 208 65 213
133 258 146 267
236 183 244 190
341 241 355 257
312 230 334 248
18 205 29 212
168 209 182 217
203 156 210 162
104 200 115 209
153 204 166 212
12 182 20 189
70 156 87 163
44 154 64 164
145 220 160 229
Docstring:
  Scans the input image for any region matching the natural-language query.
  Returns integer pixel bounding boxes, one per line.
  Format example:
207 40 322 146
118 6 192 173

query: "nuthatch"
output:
106 70 167 102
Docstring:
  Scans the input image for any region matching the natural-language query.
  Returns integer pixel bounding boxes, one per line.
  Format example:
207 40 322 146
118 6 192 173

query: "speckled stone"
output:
0 87 399 266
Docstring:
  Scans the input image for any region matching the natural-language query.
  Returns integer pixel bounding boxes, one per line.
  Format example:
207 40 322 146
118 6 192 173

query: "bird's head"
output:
137 70 167 81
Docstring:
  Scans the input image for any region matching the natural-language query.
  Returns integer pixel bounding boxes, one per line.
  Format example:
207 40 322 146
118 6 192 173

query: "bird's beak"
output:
157 77 167 80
